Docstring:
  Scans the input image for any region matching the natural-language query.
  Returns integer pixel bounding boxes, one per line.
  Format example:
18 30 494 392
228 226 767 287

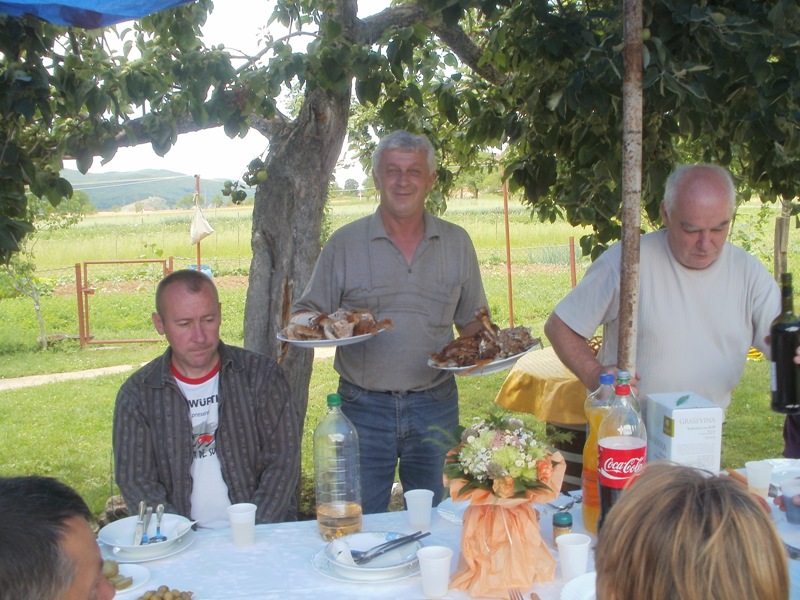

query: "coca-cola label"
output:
598 436 647 489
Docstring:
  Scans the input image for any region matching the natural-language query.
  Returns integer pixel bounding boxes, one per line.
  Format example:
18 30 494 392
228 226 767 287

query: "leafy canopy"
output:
0 0 799 262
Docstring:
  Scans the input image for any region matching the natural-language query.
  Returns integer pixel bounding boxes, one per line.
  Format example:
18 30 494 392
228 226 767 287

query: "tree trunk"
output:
618 0 644 373
243 85 351 429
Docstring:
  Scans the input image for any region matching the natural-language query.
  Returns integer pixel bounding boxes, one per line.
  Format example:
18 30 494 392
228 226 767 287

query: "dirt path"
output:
0 364 138 391
0 346 336 391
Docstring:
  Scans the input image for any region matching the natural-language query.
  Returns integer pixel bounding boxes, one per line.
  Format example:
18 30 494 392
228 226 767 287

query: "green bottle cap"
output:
327 393 342 407
553 512 573 527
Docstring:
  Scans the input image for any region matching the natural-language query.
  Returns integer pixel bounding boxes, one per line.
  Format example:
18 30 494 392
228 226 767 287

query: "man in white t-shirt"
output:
114 269 300 527
545 164 779 415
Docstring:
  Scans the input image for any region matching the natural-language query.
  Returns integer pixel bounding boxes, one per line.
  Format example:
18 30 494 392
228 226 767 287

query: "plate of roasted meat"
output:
278 308 392 347
428 307 541 376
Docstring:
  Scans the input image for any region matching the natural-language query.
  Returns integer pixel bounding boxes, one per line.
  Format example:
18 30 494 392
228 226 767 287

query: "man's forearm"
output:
544 312 604 391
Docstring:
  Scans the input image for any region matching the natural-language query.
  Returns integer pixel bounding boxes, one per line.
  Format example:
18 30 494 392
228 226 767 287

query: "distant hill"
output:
62 169 229 211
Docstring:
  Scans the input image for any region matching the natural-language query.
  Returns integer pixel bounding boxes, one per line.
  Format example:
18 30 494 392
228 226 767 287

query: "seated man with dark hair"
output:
114 269 300 526
0 475 116 600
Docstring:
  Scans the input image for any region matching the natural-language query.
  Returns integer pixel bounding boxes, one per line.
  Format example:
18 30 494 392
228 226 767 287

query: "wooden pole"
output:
569 236 577 289
502 177 515 327
195 174 201 271
618 0 644 373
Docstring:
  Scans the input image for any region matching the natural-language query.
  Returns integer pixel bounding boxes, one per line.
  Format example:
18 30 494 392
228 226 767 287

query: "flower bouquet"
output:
443 410 566 598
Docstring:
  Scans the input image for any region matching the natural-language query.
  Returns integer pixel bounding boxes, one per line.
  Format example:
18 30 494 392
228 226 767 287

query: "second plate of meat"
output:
427 344 540 376
428 307 542 376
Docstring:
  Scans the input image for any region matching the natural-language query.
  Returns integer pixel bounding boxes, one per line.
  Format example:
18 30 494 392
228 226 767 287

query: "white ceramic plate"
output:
560 571 596 600
437 494 571 525
312 546 420 583
97 514 194 559
277 329 385 348
436 498 470 525
321 531 423 581
110 564 150 595
427 343 541 376
100 528 196 564
767 459 800 485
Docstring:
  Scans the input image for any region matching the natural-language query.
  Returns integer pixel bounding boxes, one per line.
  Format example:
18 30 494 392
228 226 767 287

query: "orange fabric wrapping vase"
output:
447 451 566 598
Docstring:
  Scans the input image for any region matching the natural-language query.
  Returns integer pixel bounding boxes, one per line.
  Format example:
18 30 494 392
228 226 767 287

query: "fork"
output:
508 589 524 600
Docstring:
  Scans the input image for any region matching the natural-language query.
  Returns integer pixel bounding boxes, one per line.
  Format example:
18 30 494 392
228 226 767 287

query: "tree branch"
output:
355 4 508 87
429 20 508 87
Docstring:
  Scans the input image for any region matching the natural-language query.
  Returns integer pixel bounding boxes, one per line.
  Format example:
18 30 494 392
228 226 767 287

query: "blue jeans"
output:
337 377 459 515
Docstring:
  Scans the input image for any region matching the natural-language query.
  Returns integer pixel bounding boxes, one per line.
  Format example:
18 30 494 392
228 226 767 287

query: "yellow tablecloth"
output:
494 346 588 426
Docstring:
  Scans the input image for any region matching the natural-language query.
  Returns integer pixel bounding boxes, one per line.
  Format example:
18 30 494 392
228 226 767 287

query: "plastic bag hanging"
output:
190 192 214 245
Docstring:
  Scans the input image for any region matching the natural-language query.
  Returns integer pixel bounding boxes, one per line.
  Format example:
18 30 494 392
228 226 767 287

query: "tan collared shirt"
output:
294 211 488 392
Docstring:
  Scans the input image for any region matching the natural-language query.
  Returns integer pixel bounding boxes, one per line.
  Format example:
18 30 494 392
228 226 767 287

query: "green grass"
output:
0 352 783 518
0 193 794 518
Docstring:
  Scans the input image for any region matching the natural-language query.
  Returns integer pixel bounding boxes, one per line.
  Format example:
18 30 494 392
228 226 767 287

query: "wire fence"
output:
0 242 585 351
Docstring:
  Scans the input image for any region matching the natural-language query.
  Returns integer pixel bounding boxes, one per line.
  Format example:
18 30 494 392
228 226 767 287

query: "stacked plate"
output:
312 531 423 582
97 514 195 563
768 459 800 555
561 572 596 600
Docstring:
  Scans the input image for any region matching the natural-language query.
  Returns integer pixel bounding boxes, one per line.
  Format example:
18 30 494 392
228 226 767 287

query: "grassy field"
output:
0 194 793 517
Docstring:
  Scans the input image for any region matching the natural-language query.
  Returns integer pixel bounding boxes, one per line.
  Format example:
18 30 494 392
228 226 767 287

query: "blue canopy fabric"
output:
0 0 195 28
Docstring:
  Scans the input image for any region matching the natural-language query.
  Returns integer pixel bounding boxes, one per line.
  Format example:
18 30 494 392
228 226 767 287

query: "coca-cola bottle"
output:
597 383 647 531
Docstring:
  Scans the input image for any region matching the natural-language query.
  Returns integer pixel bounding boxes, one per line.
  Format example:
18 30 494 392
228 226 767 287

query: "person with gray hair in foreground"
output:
0 475 116 600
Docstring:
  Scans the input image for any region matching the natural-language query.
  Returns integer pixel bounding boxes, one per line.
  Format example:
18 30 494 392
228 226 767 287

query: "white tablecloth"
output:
111 495 800 600
111 500 594 600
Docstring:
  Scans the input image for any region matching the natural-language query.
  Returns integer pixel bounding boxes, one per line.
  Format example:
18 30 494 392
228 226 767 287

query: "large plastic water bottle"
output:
314 393 362 541
582 373 615 535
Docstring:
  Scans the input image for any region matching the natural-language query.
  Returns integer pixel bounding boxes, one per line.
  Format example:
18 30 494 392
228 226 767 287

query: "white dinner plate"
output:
427 343 541 376
97 513 194 558
767 458 800 485
560 571 596 600
437 494 572 525
110 564 150 595
762 459 800 553
276 329 384 347
100 528 196 563
436 498 470 525
322 531 423 581
312 546 420 583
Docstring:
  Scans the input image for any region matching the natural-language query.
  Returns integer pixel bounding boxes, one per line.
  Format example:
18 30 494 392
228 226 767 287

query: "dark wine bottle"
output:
771 272 800 414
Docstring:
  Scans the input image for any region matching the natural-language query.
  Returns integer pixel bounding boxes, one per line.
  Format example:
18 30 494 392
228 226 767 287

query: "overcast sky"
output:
66 0 391 184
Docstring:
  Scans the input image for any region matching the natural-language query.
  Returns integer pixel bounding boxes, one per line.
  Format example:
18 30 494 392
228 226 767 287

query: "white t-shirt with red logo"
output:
173 362 231 528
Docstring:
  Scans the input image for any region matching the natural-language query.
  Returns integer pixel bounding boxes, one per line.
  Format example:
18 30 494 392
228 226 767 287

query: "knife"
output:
132 501 146 546
141 506 153 544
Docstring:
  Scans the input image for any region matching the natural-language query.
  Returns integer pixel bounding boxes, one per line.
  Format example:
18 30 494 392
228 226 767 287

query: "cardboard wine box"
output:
645 392 724 473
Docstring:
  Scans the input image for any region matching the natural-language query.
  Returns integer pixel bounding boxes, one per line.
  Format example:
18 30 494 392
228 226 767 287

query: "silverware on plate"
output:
140 506 153 544
149 504 168 544
132 501 146 546
351 531 430 565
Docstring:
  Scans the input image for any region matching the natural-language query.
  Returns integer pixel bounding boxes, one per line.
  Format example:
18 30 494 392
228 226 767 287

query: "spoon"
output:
148 504 167 544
